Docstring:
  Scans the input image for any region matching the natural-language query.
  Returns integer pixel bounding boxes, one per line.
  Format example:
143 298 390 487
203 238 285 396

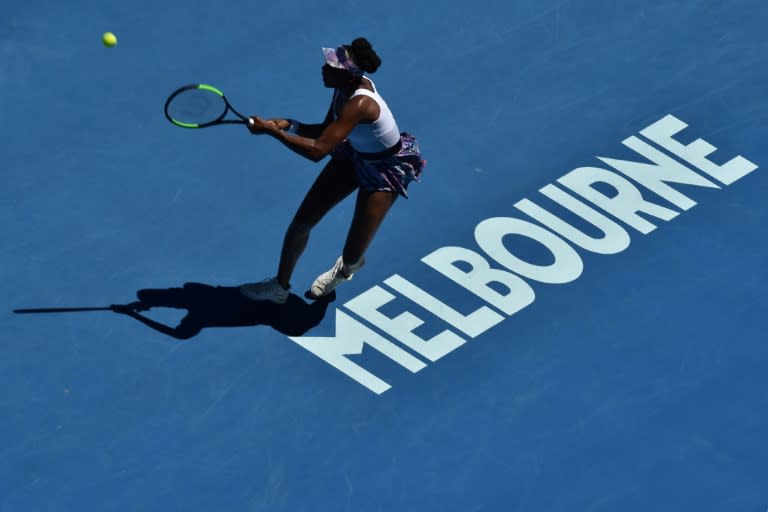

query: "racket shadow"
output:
111 282 335 340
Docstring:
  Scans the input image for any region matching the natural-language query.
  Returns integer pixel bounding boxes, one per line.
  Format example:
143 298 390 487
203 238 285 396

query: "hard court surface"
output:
2 1 767 510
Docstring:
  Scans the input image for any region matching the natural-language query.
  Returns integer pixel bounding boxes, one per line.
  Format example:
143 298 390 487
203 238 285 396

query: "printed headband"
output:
321 46 363 76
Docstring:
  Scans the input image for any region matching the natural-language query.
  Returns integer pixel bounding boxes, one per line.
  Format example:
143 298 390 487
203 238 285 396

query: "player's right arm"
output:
264 100 335 138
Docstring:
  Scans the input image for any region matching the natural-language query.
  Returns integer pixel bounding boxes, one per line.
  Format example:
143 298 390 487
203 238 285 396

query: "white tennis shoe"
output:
308 256 365 299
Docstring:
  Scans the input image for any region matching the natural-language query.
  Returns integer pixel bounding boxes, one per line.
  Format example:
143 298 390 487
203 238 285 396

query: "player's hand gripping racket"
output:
164 83 253 129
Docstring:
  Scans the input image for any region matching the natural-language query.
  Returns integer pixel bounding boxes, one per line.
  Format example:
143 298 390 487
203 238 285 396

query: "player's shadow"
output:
111 282 335 339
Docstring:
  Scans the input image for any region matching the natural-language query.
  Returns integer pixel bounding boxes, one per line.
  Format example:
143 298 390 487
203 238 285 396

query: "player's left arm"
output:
261 100 336 138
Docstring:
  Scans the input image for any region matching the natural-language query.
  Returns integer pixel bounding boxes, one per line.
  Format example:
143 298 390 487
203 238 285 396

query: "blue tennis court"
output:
3 1 767 510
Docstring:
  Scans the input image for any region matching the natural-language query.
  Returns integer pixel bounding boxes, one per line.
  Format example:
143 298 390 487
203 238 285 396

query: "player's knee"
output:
287 217 315 237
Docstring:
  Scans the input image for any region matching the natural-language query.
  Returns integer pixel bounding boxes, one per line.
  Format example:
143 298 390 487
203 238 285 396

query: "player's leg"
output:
308 188 397 298
241 157 358 303
342 188 398 266
276 157 359 288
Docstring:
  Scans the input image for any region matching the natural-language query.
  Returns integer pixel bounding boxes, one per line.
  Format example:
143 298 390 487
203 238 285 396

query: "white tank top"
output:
333 79 401 153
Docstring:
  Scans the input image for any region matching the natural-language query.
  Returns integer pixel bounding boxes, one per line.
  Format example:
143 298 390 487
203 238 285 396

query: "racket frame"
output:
164 83 249 128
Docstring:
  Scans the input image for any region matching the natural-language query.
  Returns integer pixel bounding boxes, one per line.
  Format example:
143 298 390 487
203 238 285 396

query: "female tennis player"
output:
240 38 425 304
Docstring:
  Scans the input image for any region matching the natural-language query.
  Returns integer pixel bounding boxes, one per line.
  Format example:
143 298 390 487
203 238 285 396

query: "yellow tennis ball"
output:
102 32 117 48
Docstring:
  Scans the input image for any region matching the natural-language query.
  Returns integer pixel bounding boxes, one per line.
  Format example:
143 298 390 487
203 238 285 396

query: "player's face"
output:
322 64 355 88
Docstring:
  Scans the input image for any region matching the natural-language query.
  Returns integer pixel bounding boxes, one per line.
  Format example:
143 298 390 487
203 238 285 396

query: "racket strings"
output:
166 88 228 126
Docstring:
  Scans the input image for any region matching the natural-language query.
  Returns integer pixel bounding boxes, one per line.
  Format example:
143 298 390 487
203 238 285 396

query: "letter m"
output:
288 309 427 394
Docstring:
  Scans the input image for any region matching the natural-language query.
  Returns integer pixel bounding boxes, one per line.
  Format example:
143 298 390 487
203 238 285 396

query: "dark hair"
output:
346 37 381 73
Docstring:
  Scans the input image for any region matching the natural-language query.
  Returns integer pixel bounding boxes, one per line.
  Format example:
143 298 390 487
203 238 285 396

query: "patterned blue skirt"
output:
330 132 425 198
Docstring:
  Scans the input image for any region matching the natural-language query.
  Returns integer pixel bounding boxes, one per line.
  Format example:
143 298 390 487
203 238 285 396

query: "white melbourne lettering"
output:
344 286 466 362
514 185 631 255
422 246 537 316
382 274 505 338
288 310 426 394
558 166 680 235
475 217 584 284
640 115 757 185
289 114 759 393
598 136 720 211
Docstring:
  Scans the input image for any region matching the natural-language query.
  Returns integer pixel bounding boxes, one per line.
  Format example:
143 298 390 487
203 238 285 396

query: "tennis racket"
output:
164 83 253 129
14 302 146 314
14 307 114 313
